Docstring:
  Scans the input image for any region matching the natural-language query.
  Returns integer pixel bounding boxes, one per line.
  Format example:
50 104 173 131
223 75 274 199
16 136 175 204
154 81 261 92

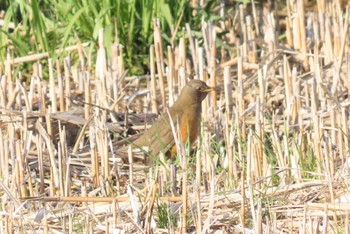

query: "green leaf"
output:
159 3 173 28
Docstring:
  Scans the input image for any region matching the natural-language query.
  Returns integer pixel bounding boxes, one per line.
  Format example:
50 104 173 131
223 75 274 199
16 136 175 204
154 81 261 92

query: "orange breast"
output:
170 106 201 157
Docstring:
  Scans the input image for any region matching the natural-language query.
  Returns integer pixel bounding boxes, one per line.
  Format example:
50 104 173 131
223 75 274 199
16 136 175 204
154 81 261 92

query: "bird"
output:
129 79 213 163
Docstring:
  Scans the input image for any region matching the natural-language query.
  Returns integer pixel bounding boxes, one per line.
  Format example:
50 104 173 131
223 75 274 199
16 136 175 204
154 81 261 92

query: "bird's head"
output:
176 80 213 106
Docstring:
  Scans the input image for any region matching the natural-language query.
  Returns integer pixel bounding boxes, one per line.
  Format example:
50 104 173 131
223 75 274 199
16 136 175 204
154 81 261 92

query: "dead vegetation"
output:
1 0 350 233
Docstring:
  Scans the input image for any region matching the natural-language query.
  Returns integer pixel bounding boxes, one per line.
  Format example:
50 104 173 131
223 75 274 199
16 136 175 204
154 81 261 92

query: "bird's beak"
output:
203 87 213 92
202 84 221 93
205 86 221 93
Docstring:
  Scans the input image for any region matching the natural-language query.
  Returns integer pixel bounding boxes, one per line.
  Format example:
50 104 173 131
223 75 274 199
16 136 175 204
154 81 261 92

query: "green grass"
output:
156 200 177 229
0 0 225 75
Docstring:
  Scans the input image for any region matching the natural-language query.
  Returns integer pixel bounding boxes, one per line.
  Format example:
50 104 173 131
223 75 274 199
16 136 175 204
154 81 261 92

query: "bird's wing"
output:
131 107 184 157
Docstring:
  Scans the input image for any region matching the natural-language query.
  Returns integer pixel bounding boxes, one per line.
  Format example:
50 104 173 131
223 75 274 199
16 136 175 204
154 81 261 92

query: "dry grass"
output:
1 1 350 233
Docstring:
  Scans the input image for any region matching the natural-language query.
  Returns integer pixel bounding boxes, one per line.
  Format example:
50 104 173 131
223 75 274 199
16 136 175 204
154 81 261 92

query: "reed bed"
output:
1 0 350 233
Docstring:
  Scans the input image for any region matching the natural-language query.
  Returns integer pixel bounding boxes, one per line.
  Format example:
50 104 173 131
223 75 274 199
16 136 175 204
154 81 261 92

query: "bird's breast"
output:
179 104 202 145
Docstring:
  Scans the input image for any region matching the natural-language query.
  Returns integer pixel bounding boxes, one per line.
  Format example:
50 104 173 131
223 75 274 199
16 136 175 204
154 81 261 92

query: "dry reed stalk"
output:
167 46 175 105
347 54 350 99
324 16 333 64
84 73 91 120
64 155 71 197
224 111 237 181
218 1 225 32
194 149 201 233
292 6 301 50
81 179 87 208
181 150 188 233
203 159 217 233
178 36 186 75
7 43 89 65
72 115 90 154
247 133 258 228
258 69 265 115
305 202 350 212
68 213 74 233
256 200 262 233
15 140 25 198
271 122 286 185
90 127 99 187
237 55 246 140
0 76 6 107
16 80 28 111
198 46 204 83
340 106 348 165
48 59 57 113
333 17 341 58
330 108 337 172
101 131 111 194
209 29 217 112
36 119 59 188
246 16 256 64
197 47 211 180
239 5 247 59
220 57 238 69
323 134 335 202
255 100 266 182
43 204 48 234
28 76 36 110
36 135 45 195
24 146 34 198
346 210 349 234
311 75 322 176
169 164 176 196
56 61 65 111
288 135 298 181
201 21 210 63
170 10 183 48
0 131 6 183
223 66 235 179
112 198 117 230
111 44 119 107
150 45 158 114
7 216 11 234
178 67 186 96
64 57 71 110
333 8 349 94
3 56 10 92
128 145 133 184
283 55 292 124
298 0 308 68
186 24 197 75
286 4 293 47
253 132 262 189
6 51 13 97
159 153 168 189
96 29 107 104
6 80 19 109
202 98 212 185
220 47 226 71
37 74 47 113
127 185 141 226
143 180 157 232
293 68 302 133
234 109 244 186
153 19 166 109
58 124 65 196
117 45 125 92
77 42 86 91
